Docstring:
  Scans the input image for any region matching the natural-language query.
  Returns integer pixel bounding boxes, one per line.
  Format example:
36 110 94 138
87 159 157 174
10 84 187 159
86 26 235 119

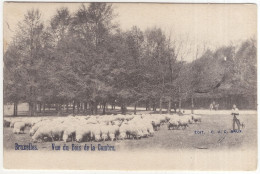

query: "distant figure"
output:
210 103 213 111
215 104 219 110
231 104 240 130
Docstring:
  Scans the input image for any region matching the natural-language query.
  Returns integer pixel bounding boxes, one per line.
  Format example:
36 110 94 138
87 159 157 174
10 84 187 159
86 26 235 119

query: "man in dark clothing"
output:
231 104 240 130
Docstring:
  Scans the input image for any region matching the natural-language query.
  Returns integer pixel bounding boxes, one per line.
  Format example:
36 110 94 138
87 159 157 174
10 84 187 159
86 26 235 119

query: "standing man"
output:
210 103 213 111
231 104 240 130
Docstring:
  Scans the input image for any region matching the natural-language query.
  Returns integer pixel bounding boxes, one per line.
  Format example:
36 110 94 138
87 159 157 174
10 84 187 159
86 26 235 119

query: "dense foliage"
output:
4 3 257 116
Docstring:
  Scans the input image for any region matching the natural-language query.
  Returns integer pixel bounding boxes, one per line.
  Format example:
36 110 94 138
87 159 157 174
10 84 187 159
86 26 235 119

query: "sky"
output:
3 2 257 62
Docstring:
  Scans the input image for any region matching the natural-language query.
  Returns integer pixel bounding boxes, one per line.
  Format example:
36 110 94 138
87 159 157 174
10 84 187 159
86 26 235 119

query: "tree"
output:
4 9 47 116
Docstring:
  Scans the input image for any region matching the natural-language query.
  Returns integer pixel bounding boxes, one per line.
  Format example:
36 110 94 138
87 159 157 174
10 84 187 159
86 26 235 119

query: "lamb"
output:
13 122 26 134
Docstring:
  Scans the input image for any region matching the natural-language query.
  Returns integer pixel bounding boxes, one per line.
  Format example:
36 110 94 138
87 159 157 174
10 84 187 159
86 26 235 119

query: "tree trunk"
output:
39 103 42 113
77 102 80 114
168 99 171 114
92 101 98 115
121 103 127 114
13 102 16 116
178 86 182 112
57 104 61 116
179 98 182 112
43 102 45 113
80 102 83 111
66 103 69 113
73 101 75 115
83 102 87 113
29 103 32 116
148 100 151 111
13 102 17 116
33 102 37 116
191 95 194 114
56 103 59 112
159 97 163 114
102 102 106 115
134 102 137 115
29 102 35 116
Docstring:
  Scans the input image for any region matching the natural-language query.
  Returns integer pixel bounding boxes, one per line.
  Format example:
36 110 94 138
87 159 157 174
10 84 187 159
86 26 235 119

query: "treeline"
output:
4 3 257 116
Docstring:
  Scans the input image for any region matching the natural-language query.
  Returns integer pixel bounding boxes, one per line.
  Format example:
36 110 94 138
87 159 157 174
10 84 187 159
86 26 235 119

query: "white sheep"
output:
75 125 92 142
13 122 26 134
32 125 53 142
32 122 64 142
29 120 52 136
178 116 189 129
62 119 81 142
118 123 129 140
91 125 102 142
167 117 179 130
107 124 120 141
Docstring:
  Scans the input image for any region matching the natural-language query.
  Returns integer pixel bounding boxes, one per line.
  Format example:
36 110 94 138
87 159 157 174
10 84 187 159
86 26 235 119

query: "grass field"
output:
3 112 257 152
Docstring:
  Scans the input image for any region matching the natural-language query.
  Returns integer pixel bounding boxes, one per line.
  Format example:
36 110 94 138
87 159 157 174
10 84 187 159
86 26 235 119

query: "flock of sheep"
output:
4 113 202 143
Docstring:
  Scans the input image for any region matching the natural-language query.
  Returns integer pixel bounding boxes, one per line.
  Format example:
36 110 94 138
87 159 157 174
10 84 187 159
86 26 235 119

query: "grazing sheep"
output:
10 120 21 128
4 120 10 127
13 122 26 134
32 125 53 142
151 120 161 131
192 115 202 123
32 122 64 142
126 123 143 139
118 123 129 140
29 120 52 136
62 118 83 142
144 122 154 136
178 117 189 129
168 118 179 130
75 125 92 142
92 126 102 142
106 124 120 141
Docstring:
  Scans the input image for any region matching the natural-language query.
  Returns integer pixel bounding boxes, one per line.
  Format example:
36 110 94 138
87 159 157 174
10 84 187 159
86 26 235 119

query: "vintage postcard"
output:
2 1 257 170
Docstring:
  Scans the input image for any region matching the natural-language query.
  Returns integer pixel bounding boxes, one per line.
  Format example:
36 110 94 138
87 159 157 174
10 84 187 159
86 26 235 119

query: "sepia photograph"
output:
2 1 258 170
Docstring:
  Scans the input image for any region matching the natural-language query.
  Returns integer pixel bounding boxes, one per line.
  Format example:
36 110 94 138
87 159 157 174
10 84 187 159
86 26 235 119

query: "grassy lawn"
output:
3 113 257 152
